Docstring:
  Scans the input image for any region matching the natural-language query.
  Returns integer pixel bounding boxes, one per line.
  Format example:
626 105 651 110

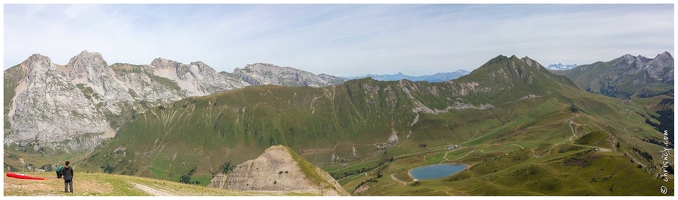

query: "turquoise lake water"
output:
409 163 466 180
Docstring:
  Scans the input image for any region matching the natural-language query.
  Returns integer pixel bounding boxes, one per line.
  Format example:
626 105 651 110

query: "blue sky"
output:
3 4 674 76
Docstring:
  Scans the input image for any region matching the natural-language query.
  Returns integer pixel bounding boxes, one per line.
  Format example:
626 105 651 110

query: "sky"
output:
3 4 674 76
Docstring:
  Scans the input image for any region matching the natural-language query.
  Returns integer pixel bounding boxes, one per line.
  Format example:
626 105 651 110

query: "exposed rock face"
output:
150 58 250 97
208 145 349 196
4 51 343 153
4 53 113 152
109 63 184 105
234 63 347 87
65 51 135 115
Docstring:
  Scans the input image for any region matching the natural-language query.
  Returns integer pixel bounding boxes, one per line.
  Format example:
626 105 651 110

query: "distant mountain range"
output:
346 70 470 82
546 63 577 70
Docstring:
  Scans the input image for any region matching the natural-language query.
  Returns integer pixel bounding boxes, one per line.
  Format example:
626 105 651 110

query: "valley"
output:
4 53 674 196
4 3 674 197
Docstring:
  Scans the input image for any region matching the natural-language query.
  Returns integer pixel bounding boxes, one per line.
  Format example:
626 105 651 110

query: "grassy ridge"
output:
283 145 336 191
575 131 613 149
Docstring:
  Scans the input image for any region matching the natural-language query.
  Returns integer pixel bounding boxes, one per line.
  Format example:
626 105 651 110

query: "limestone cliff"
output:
208 145 349 196
4 53 114 152
234 63 346 87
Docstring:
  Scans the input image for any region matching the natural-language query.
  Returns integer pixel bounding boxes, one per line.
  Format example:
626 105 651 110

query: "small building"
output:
447 144 461 150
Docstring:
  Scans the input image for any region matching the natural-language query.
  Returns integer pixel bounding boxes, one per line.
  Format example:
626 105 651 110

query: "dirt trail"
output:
438 148 463 164
452 150 476 161
130 182 175 196
568 122 578 142
480 144 524 154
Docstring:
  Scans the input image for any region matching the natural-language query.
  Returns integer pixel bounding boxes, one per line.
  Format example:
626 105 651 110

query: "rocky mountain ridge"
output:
234 63 347 87
3 51 346 153
553 51 673 98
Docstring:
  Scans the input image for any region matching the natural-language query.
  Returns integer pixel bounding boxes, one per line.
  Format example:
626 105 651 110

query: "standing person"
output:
62 161 74 193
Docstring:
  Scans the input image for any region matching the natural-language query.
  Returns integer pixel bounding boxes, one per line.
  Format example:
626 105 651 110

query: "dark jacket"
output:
62 166 74 181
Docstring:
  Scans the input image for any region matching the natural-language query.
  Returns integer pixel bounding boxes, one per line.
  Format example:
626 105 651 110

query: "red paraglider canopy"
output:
6 172 45 180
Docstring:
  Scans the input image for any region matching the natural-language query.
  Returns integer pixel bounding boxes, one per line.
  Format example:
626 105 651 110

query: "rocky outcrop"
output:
234 63 347 87
208 145 349 196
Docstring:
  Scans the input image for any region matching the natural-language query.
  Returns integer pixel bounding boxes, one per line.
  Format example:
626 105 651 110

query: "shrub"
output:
180 175 191 184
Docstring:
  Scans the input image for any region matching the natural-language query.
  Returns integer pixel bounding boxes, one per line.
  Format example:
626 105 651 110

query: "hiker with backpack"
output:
62 161 74 193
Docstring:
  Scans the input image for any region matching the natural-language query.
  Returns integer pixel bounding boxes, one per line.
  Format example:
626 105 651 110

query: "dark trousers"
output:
64 180 73 192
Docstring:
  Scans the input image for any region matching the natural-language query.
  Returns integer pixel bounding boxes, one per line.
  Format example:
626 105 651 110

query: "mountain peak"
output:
470 54 569 84
73 50 104 60
656 51 673 60
614 52 673 68
150 57 183 69
482 55 511 67
65 50 108 76
12 53 54 72
26 53 50 63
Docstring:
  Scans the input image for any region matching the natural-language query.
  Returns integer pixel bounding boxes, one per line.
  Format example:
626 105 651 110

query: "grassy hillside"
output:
74 55 671 195
575 131 613 149
346 148 673 196
3 172 310 196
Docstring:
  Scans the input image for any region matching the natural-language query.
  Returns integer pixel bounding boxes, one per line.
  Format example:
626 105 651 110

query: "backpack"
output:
56 166 64 178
